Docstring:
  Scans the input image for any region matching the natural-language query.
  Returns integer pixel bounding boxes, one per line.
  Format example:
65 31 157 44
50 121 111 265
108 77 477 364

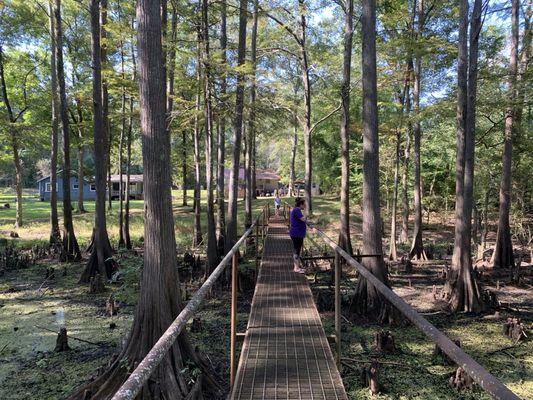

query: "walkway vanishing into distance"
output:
231 216 348 400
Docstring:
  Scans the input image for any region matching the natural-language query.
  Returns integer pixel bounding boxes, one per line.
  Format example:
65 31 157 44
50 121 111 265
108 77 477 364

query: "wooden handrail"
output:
112 206 267 400
310 224 520 400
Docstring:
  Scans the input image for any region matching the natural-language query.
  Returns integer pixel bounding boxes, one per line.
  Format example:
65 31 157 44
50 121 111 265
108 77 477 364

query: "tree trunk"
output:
200 0 219 273
122 23 136 251
245 0 258 229
123 97 133 251
352 0 393 323
80 0 114 284
226 0 248 252
11 133 23 229
182 130 188 206
48 3 61 243
215 0 227 254
492 0 519 269
68 2 221 396
118 41 126 248
55 0 81 261
0 46 24 230
289 112 298 198
399 124 411 244
76 124 86 213
389 131 400 261
410 3 426 260
445 0 483 313
390 62 411 260
100 0 112 212
338 0 354 257
193 37 203 248
299 0 313 215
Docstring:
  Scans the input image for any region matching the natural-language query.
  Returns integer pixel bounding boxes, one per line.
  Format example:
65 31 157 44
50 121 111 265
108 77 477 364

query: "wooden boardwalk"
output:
231 216 348 400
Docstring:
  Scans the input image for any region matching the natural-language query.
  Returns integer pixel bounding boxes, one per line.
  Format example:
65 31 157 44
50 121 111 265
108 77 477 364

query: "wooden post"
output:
334 255 341 366
255 222 259 268
230 252 238 387
262 209 265 242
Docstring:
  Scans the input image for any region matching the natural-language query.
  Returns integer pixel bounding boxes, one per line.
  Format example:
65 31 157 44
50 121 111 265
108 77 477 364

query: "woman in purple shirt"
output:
289 197 307 274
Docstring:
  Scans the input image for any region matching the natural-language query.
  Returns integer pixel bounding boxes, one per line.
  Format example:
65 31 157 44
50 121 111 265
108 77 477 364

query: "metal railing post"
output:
230 252 238 388
334 255 341 366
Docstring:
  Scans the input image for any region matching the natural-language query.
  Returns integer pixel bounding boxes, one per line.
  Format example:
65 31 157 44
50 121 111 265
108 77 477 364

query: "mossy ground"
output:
0 193 531 399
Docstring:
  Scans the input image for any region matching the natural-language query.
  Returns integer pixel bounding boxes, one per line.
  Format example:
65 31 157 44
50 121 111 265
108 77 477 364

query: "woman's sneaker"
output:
293 266 306 274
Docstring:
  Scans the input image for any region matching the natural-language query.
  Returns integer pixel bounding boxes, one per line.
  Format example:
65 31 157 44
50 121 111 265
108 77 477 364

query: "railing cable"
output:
310 224 520 400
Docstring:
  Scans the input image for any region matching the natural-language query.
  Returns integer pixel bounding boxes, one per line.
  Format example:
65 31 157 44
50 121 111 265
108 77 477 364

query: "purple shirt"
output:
289 207 306 238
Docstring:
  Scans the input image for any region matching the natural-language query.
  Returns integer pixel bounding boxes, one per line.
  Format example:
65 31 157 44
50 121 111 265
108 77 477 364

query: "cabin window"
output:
112 182 119 190
45 183 51 192
73 183 79 190
90 184 96 191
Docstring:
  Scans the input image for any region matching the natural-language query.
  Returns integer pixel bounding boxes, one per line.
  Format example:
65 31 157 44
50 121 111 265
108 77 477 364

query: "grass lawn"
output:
0 188 270 249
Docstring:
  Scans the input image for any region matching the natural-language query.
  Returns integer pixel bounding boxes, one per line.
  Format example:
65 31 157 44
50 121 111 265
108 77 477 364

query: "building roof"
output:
224 168 281 181
109 174 143 183
37 171 91 183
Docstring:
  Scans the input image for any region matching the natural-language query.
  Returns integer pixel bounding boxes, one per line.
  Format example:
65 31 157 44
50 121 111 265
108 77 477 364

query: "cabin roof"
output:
37 171 91 183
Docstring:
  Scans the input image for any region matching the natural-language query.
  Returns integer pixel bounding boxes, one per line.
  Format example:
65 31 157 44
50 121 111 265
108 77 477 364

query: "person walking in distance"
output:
274 190 282 216
290 197 307 274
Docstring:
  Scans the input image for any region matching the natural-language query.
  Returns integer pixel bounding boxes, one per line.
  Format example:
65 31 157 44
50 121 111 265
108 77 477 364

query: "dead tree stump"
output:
89 273 104 293
54 327 71 352
374 330 396 353
106 294 118 316
191 317 203 333
503 317 526 341
449 367 474 391
433 340 460 365
481 289 499 309
361 361 379 395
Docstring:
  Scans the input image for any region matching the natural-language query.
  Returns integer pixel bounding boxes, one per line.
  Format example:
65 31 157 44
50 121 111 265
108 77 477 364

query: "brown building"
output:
224 168 281 197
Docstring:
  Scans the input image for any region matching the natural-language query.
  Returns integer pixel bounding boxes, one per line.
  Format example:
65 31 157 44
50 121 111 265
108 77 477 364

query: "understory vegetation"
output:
1 197 531 399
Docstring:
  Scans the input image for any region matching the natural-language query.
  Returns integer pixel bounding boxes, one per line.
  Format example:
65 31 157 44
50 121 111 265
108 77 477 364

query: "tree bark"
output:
55 0 81 261
118 40 127 248
445 0 483 312
409 0 427 260
215 0 227 254
389 130 400 261
399 59 412 245
338 0 354 257
100 0 112 212
226 0 248 252
122 23 136 251
200 0 219 272
48 2 61 243
289 117 297 198
410 2 426 260
352 0 393 323
68 2 221 396
492 0 519 269
0 46 24 230
75 100 86 214
80 0 114 284
299 0 313 215
193 35 203 248
245 0 259 229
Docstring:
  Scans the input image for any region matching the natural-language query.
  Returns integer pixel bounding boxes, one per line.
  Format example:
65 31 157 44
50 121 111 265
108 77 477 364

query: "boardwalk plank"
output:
232 217 348 400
